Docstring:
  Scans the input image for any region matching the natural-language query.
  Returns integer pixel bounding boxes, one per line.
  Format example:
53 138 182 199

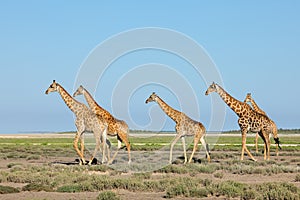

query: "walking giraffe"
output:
45 80 108 165
145 92 210 164
73 85 131 164
244 93 280 155
205 82 277 161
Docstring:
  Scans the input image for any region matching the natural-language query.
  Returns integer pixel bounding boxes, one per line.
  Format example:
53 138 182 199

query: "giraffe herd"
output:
45 80 280 165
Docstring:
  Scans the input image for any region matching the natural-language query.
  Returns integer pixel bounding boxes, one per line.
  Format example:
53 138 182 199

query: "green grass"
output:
0 185 20 194
97 191 120 200
0 161 299 199
0 131 299 151
0 131 299 199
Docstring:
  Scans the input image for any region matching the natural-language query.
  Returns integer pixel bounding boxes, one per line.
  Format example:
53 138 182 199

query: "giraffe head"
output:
73 85 84 97
205 82 217 95
244 93 252 103
45 80 58 94
145 92 158 104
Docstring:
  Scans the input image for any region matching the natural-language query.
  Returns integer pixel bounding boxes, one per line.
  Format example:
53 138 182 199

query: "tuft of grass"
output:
0 185 20 194
133 172 152 180
155 165 188 174
214 172 224 179
7 163 23 169
26 155 41 160
295 174 300 182
256 182 300 200
23 183 53 192
208 180 245 198
97 191 120 200
56 184 83 193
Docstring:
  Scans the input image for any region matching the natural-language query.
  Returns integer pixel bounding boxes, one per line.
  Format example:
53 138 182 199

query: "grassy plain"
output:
0 130 299 199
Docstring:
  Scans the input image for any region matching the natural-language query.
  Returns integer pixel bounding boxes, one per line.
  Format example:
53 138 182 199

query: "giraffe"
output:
145 92 210 164
45 80 108 165
244 93 281 155
205 82 274 161
73 85 131 164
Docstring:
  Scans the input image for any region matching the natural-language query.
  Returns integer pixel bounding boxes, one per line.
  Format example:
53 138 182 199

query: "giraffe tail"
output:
274 137 281 150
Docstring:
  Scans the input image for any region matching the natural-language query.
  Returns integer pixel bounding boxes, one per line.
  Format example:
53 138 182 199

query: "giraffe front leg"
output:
255 132 259 153
241 131 246 161
80 135 85 164
101 129 107 164
265 132 271 161
73 132 85 165
241 130 257 162
181 137 187 164
169 134 181 164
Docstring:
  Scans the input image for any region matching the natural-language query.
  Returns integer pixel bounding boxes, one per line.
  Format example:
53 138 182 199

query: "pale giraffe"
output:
45 80 108 165
145 92 211 164
244 93 281 155
205 82 274 161
73 85 131 164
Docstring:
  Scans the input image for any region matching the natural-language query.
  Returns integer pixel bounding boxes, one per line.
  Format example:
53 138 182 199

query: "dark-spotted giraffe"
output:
205 82 275 161
244 93 280 155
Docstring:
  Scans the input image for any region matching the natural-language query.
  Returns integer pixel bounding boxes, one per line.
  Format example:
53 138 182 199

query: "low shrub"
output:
256 182 300 200
97 191 120 200
56 184 83 193
7 163 23 169
208 180 245 198
214 172 224 179
0 185 19 194
23 183 53 192
295 174 300 182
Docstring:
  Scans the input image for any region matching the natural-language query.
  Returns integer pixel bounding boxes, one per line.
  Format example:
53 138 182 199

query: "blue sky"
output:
0 1 299 133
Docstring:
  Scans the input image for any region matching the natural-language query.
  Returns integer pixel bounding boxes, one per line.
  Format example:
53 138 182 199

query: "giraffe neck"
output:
250 99 266 115
83 88 110 117
57 84 80 113
215 84 249 117
156 96 182 123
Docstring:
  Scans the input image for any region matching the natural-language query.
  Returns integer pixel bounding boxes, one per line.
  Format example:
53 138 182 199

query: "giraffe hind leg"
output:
108 131 131 165
200 137 211 162
241 130 257 162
